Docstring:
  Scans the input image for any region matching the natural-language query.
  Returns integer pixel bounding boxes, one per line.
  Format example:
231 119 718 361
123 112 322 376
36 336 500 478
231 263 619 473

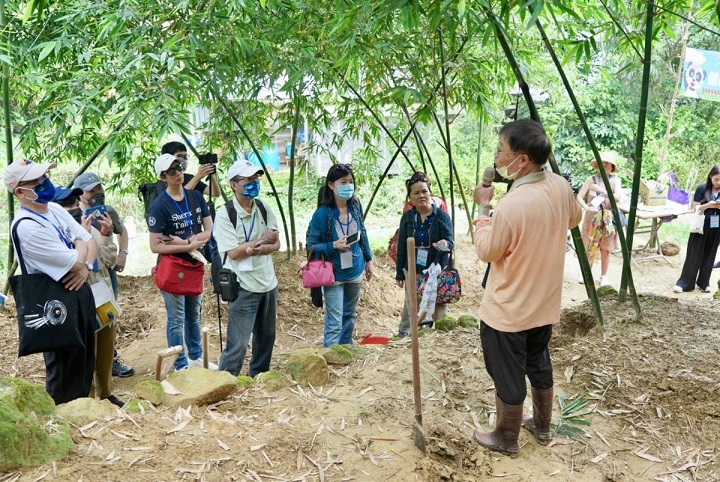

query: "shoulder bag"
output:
153 191 206 296
9 218 85 356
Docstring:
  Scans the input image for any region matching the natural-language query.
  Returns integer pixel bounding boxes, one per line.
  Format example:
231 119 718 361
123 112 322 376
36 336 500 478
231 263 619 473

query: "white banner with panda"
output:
682 48 720 102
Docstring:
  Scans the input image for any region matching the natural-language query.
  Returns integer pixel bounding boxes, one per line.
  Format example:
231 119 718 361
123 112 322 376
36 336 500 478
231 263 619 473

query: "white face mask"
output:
496 155 522 181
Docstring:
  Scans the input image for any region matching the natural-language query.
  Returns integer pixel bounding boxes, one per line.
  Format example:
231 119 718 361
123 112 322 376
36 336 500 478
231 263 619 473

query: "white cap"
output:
227 160 263 182
154 153 182 176
4 159 56 191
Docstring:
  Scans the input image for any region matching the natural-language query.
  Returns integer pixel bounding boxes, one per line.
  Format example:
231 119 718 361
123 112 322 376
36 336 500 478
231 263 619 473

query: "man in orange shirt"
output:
472 120 582 455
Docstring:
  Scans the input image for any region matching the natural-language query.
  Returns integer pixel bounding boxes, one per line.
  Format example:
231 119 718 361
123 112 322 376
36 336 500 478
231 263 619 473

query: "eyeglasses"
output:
164 163 186 176
231 174 259 183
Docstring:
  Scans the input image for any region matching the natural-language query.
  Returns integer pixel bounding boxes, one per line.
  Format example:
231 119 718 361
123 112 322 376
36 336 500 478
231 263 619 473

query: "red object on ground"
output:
359 333 390 345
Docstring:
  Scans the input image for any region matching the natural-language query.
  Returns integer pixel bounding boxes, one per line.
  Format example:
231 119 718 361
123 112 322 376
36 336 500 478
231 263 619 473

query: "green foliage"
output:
553 390 592 439
4 0 719 274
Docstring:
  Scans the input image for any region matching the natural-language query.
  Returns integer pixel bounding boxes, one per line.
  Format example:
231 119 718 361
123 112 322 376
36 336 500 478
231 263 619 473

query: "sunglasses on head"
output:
406 174 429 186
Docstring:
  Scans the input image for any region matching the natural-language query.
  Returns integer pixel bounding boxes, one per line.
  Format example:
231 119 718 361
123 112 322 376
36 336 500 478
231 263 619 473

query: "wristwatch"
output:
85 261 94 271
120 249 129 255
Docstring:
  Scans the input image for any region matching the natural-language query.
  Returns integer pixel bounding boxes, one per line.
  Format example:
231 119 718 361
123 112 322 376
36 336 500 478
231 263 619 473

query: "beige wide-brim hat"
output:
590 152 619 173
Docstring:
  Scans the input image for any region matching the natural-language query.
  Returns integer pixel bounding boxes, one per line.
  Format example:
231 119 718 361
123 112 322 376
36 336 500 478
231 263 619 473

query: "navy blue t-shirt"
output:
147 189 210 238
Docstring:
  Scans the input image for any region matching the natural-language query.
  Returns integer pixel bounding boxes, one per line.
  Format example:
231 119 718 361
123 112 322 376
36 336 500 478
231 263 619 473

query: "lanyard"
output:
334 208 351 236
21 206 73 249
240 211 256 242
414 211 434 247
166 191 193 232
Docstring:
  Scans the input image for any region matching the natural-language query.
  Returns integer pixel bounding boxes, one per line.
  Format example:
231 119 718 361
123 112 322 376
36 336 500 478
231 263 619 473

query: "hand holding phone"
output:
346 232 359 245
254 238 267 248
85 205 107 219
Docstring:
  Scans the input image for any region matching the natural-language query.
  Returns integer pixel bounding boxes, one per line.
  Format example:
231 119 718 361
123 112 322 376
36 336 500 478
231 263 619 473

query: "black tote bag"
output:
9 217 84 356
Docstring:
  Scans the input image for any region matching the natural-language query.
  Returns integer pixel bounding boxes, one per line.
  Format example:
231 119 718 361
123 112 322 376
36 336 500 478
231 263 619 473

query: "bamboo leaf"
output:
37 41 57 62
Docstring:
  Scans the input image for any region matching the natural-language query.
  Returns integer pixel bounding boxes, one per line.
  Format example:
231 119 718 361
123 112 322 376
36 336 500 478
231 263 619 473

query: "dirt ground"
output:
1 233 720 482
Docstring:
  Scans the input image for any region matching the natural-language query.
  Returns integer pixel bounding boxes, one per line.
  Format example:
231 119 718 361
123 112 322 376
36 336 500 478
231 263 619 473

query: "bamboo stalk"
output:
437 28 456 239
620 0 655 309
415 123 446 206
533 12 641 320
486 7 604 324
1 0 15 288
337 71 416 172
364 36 472 218
399 103 445 202
210 81 291 257
288 90 301 254
71 110 134 182
430 111 473 242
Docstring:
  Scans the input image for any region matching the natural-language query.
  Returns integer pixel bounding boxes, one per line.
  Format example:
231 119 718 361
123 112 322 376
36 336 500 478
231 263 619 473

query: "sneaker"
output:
112 357 135 378
699 286 712 293
106 395 125 408
714 261 720 269
396 332 409 339
672 285 683 293
599 275 610 287
188 358 218 370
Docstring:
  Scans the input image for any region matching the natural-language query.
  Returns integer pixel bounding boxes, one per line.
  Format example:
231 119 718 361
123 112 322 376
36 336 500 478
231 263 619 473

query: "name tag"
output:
237 257 253 272
417 248 429 267
711 215 719 229
340 251 353 269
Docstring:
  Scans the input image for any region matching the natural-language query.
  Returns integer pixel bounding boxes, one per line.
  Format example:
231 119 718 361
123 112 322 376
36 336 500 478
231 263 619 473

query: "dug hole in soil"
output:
1 234 719 482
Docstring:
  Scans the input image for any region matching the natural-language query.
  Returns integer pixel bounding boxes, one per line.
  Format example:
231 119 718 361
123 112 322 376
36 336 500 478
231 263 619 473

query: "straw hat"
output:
590 152 619 173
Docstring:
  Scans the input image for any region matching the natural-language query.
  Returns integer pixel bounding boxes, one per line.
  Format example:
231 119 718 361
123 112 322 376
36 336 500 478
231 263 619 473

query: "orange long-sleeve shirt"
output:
474 171 582 333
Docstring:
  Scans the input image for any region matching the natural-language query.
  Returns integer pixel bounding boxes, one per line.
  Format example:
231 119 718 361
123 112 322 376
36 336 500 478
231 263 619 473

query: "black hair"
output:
404 171 432 200
499 119 551 166
318 163 355 208
703 165 720 202
55 194 79 208
161 141 187 156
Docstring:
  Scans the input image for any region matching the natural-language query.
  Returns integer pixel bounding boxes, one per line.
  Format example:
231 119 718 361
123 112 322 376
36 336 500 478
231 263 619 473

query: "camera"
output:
198 153 218 165
218 268 239 302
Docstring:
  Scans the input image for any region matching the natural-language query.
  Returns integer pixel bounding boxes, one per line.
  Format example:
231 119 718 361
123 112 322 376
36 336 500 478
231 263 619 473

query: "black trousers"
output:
480 321 553 406
44 283 96 405
676 219 720 291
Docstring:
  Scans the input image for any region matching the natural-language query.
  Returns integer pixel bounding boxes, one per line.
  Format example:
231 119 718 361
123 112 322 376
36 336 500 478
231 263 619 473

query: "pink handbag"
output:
300 248 335 288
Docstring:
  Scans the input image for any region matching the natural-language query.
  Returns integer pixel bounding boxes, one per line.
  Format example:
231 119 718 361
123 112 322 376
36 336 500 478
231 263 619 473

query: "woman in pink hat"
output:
576 153 623 287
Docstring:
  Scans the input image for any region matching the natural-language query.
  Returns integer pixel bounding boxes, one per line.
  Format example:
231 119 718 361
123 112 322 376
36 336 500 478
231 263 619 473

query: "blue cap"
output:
53 186 83 202
73 172 102 191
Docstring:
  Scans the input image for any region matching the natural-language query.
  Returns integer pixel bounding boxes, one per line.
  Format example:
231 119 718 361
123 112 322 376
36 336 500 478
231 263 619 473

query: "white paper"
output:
236 257 253 272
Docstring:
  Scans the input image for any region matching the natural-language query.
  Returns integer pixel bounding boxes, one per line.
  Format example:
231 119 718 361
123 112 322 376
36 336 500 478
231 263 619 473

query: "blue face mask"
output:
241 180 260 199
21 177 56 204
336 184 354 200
